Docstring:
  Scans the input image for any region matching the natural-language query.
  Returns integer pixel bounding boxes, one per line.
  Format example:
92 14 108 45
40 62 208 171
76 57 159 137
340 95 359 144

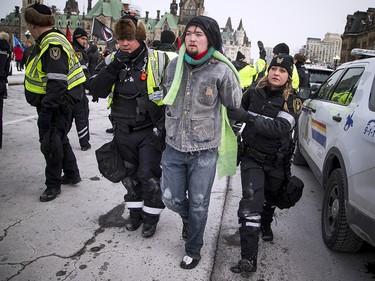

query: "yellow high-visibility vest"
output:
25 31 86 94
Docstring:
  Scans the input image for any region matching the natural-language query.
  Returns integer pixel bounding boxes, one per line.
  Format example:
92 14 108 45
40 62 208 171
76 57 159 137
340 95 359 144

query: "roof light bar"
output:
351 48 375 57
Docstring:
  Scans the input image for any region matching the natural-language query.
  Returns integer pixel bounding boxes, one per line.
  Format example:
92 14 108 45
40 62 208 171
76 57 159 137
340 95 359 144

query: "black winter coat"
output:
241 85 302 155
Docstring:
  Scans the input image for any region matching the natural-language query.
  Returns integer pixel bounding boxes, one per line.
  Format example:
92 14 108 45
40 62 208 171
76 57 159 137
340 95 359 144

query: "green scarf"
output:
163 43 240 179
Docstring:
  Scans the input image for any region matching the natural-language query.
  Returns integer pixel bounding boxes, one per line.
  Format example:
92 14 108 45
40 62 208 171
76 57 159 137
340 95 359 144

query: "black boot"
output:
141 212 159 238
261 203 275 241
261 223 274 241
230 257 257 273
126 209 143 231
40 187 61 202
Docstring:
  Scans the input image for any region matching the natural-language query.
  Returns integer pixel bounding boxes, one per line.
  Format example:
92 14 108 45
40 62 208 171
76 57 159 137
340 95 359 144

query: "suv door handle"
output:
332 115 342 122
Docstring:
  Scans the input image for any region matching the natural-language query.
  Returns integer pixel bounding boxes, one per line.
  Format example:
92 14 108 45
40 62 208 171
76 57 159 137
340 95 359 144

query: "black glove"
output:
151 127 166 152
227 106 254 123
258 41 266 60
38 111 52 130
111 49 131 69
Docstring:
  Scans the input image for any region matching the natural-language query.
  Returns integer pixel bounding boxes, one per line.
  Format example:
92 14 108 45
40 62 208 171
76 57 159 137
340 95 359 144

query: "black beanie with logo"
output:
268 53 294 77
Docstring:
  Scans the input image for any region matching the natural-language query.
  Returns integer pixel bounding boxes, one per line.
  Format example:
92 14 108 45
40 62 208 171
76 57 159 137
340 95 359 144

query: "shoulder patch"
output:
293 98 303 114
76 52 83 61
49 47 61 60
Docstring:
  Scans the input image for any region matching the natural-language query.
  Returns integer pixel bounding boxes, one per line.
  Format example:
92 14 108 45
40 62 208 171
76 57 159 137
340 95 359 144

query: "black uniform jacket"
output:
241 85 302 155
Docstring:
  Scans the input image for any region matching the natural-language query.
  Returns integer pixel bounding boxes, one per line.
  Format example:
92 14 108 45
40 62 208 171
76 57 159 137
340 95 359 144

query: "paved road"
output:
1 73 374 280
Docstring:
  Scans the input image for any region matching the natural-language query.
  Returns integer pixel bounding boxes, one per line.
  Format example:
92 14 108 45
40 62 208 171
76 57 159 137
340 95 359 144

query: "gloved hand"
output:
258 40 266 60
38 111 52 130
227 106 254 123
112 49 131 69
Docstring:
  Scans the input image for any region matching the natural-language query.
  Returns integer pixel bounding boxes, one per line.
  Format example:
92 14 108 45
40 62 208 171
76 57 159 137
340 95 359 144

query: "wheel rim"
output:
327 183 340 234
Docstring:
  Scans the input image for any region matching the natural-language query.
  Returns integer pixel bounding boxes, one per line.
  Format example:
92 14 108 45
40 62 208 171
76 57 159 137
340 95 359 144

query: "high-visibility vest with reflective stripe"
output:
25 32 86 94
107 49 166 107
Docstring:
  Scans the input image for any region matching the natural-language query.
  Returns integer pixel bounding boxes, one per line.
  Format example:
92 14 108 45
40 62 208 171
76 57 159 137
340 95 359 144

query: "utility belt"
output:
114 121 153 134
243 145 283 165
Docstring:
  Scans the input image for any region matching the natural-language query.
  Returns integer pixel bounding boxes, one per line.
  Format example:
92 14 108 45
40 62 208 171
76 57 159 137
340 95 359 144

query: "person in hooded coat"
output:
161 15 242 270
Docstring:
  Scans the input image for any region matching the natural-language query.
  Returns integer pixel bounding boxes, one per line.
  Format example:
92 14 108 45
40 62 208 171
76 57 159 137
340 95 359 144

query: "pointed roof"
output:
85 0 124 20
153 13 179 29
225 17 232 30
237 19 244 31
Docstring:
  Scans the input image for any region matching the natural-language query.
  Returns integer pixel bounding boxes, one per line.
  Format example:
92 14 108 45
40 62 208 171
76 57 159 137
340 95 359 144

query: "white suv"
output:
297 49 375 252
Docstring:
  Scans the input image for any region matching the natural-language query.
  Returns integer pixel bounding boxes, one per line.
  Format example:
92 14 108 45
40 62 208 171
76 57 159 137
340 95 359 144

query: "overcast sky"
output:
2 0 374 57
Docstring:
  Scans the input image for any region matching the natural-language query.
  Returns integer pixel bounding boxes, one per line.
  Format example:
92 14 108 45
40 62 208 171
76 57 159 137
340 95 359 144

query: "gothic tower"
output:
178 0 205 25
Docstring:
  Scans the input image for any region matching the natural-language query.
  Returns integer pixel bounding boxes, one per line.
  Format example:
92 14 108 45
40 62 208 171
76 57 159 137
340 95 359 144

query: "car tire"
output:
293 142 308 166
321 168 364 252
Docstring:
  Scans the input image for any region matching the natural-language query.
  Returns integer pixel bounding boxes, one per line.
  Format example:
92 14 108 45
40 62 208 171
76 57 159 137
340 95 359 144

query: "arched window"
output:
77 21 80 27
67 20 71 26
58 20 61 26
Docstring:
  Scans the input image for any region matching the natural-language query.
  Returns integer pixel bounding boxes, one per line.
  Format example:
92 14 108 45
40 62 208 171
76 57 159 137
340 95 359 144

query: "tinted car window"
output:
317 69 344 100
329 68 364 105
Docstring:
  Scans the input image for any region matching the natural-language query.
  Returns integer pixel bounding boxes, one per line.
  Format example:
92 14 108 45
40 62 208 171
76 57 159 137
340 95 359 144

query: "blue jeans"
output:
161 144 218 260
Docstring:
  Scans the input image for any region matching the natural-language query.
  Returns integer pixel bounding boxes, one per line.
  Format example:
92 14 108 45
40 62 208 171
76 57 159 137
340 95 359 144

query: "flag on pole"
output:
13 36 24 51
92 18 115 51
66 25 72 42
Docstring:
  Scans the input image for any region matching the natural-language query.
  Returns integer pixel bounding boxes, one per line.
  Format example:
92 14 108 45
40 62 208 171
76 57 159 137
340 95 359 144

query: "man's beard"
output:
186 47 198 57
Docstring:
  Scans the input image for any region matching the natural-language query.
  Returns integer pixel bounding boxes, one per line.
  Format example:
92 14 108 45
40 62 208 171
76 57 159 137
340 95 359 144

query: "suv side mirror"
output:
299 88 311 100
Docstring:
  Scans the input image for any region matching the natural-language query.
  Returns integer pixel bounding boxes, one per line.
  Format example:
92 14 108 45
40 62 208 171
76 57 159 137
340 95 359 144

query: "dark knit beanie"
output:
114 14 146 42
73 27 88 41
24 3 55 27
268 53 294 77
161 30 176 44
236 51 245 61
273 43 290 55
182 15 222 52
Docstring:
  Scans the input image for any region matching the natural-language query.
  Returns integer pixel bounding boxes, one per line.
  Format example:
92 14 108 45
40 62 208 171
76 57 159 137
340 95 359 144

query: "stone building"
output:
0 0 251 60
341 8 375 63
305 33 342 67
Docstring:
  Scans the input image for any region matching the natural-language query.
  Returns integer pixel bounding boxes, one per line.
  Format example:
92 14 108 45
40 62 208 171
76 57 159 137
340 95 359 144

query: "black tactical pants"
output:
238 156 285 259
38 108 80 190
72 94 90 147
115 125 165 220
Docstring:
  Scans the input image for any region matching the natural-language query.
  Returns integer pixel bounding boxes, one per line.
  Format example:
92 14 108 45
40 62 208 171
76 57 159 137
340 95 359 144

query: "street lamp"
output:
333 55 340 70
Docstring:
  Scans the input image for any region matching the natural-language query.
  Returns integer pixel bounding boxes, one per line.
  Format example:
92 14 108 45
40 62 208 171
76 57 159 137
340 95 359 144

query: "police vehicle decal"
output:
311 119 326 148
344 111 354 131
363 119 375 138
302 105 313 114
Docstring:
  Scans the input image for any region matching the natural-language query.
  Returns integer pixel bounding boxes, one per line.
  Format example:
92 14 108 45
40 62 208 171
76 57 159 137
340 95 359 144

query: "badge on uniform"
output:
76 52 82 61
293 98 303 114
49 47 61 60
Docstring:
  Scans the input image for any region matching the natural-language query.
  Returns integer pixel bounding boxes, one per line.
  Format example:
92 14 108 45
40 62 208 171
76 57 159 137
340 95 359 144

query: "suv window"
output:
329 68 364 105
317 69 344 100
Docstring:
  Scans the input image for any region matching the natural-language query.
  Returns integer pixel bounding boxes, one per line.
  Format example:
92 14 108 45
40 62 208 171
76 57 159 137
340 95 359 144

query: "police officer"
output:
272 42 300 92
226 54 303 274
232 41 267 92
72 27 91 151
294 53 310 90
24 3 86 201
91 13 167 238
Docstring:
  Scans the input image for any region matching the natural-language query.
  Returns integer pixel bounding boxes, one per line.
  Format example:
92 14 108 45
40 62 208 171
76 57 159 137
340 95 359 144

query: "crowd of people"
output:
0 2 310 274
